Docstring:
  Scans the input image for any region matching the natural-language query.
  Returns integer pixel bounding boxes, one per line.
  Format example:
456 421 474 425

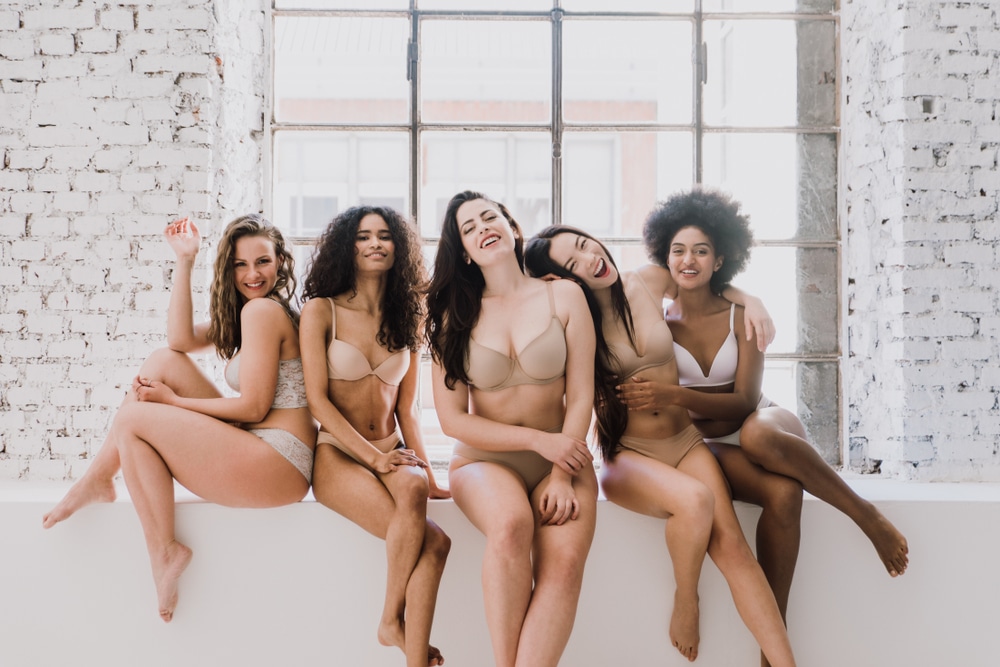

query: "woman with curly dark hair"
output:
426 191 597 667
43 214 316 622
525 225 795 666
627 189 908 655
300 205 450 667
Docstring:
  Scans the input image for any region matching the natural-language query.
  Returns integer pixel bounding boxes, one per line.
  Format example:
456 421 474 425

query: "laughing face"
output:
455 198 519 266
667 225 723 290
546 231 619 290
232 234 280 302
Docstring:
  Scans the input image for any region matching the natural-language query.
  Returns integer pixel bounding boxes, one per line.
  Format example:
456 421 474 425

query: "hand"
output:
742 296 775 352
164 217 201 262
536 432 593 476
132 376 177 405
536 475 580 525
535 273 562 282
373 447 428 474
427 476 452 500
617 375 674 412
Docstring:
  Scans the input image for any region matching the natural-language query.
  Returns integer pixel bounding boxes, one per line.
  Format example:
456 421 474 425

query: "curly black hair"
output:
302 205 426 353
643 188 754 294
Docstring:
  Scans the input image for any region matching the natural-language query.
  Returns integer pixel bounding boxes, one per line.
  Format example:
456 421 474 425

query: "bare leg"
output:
113 401 309 621
678 444 796 667
710 443 802 667
741 407 909 576
601 451 714 662
449 461 535 667
314 444 449 667
515 465 598 667
42 348 221 528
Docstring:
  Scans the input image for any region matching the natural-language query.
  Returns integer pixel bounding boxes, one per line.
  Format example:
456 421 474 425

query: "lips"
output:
245 281 266 289
594 258 609 279
480 233 501 249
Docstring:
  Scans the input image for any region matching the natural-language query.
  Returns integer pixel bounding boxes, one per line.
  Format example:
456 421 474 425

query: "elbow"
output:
245 402 271 424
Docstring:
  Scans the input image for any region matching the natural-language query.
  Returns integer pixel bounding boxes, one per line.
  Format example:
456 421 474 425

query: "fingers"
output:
390 448 426 469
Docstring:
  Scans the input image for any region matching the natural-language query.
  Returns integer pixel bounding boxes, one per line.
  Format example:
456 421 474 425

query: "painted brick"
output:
92 148 134 171
96 193 136 214
77 29 117 53
137 9 212 31
22 9 96 30
0 171 30 190
120 173 157 191
0 11 20 31
42 57 89 79
0 36 35 60
0 215 27 236
52 192 91 212
27 458 71 481
31 174 70 193
8 149 49 170
29 216 69 236
134 54 209 75
0 59 44 81
49 436 87 457
47 148 96 171
95 123 150 146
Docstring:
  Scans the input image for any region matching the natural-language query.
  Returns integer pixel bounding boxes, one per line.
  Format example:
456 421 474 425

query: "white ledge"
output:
1 478 996 666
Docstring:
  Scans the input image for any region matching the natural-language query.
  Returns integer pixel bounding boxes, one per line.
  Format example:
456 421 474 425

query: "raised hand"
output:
164 217 201 262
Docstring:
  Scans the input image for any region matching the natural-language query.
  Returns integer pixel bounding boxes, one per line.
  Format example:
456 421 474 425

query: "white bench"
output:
1 479 995 666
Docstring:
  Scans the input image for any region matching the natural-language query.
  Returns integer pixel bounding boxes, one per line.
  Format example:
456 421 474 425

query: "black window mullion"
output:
551 6 563 226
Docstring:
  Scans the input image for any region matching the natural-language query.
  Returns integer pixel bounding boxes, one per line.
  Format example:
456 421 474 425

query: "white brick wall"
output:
843 0 1000 480
0 0 265 480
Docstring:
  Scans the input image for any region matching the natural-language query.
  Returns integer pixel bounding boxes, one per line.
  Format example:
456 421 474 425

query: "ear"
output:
714 256 724 272
463 252 471 265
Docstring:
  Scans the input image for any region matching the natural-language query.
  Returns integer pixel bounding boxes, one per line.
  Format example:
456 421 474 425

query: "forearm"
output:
169 394 272 424
310 400 384 468
440 411 541 453
674 386 758 422
166 257 203 351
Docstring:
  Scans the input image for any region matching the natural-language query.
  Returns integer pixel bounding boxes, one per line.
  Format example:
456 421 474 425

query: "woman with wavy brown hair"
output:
300 205 450 667
43 215 315 623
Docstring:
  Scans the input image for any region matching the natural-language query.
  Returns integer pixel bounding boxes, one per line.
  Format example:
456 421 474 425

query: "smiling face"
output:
455 198 518 266
232 234 279 301
354 212 395 273
546 231 618 290
667 225 723 290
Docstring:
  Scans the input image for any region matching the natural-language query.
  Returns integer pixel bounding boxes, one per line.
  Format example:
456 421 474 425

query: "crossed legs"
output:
312 443 450 667
740 407 909 577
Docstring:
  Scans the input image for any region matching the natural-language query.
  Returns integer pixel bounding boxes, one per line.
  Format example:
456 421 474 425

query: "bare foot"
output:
42 476 117 529
377 617 444 666
151 540 193 622
861 509 909 576
669 591 700 662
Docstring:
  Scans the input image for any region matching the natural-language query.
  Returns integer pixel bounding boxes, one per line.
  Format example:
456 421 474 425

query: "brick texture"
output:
0 0 265 480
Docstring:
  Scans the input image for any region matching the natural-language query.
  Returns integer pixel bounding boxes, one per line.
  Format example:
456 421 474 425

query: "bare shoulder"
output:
241 297 295 332
300 296 333 321
548 277 586 309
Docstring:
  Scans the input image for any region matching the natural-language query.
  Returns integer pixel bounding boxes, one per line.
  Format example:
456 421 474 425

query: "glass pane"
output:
703 0 834 12
732 246 798 354
276 0 408 7
563 20 692 125
562 131 692 237
704 19 835 128
419 0 551 9
273 130 409 237
420 20 550 124
274 16 409 124
702 133 794 239
420 131 552 237
563 0 694 11
703 132 836 242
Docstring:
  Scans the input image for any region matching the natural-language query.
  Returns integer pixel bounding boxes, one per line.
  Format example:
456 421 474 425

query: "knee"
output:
138 347 186 376
394 469 430 510
489 514 534 559
762 477 803 524
424 523 452 563
672 481 715 527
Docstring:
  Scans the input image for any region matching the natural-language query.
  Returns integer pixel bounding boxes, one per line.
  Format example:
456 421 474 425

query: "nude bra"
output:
465 282 567 392
326 298 410 386
224 354 309 409
606 271 675 379
674 303 738 387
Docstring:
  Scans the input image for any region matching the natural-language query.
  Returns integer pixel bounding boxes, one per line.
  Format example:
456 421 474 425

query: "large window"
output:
268 0 841 465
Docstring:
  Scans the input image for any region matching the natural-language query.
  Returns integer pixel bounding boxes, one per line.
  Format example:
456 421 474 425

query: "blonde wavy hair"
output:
207 214 298 360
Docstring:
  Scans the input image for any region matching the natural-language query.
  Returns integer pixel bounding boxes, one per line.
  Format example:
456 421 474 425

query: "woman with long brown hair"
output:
43 215 315 623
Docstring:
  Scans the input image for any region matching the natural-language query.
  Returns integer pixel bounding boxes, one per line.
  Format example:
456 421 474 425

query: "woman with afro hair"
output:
629 188 909 663
300 205 450 667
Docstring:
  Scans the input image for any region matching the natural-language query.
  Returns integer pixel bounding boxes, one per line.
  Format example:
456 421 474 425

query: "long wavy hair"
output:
302 205 426 352
524 225 635 461
643 188 754 293
208 213 298 360
424 190 524 389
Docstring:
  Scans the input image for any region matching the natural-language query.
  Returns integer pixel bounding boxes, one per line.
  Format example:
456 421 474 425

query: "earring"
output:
463 253 471 265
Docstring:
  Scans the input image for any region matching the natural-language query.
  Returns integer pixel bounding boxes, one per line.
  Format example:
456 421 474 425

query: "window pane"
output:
704 19 835 128
563 20 692 125
274 16 410 124
419 0 551 9
703 132 836 242
703 0 834 12
273 130 409 237
421 131 552 237
563 0 695 11
276 0 408 7
562 131 692 237
420 19 550 124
